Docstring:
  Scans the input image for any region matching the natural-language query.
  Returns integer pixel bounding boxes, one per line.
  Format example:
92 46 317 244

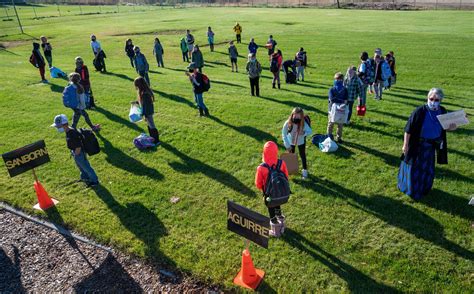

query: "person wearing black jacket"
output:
31 42 47 83
398 88 458 200
186 62 209 117
125 39 135 68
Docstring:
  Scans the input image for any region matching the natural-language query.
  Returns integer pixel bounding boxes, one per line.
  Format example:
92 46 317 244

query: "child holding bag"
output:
282 107 312 179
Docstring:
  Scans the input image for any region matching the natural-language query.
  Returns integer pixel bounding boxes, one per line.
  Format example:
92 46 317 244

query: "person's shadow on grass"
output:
102 71 134 82
282 228 399 293
209 115 278 143
294 176 474 261
258 95 326 116
96 133 164 181
0 246 25 293
161 142 255 197
95 106 145 133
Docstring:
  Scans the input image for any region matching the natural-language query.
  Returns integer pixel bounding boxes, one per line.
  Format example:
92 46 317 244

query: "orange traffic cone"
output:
33 181 58 210
233 249 265 290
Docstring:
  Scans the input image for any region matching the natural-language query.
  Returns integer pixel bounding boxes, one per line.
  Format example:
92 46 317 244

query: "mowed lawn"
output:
0 7 473 292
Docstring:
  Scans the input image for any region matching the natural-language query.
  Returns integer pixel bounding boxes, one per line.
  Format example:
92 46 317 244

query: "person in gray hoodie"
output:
133 46 150 86
246 53 262 97
228 41 239 72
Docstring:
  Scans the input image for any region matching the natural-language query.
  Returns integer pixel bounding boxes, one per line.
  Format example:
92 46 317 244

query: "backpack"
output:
286 71 297 84
247 61 260 78
79 128 100 156
201 74 211 92
62 84 79 109
261 160 291 208
133 133 156 150
270 58 279 73
29 54 37 67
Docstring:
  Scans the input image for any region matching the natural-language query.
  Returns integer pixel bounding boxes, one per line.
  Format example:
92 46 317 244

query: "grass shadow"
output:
294 176 474 261
153 89 194 108
161 142 255 197
102 71 134 82
282 228 399 292
49 82 65 93
258 95 326 116
206 60 230 67
209 115 278 143
211 79 245 88
0 246 25 293
96 133 164 180
95 106 145 133
419 189 474 221
371 109 407 121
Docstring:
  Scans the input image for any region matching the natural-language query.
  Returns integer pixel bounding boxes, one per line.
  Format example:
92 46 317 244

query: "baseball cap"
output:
187 62 196 70
51 114 68 127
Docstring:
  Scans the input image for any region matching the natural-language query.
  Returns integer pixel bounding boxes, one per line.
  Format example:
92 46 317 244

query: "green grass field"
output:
0 6 473 292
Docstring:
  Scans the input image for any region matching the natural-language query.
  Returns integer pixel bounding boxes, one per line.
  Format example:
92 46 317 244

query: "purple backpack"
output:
133 133 155 150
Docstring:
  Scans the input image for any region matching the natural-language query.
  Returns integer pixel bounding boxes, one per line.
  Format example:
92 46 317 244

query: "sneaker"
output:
42 79 49 84
92 124 101 132
269 219 282 237
302 169 308 179
277 215 286 234
337 138 343 144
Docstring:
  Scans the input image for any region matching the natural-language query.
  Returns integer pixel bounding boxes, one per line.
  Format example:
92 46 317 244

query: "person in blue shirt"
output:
248 38 258 55
398 88 458 200
327 72 348 143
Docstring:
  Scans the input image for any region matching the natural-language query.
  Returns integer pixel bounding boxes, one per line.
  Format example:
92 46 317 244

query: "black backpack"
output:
79 128 100 156
270 58 279 73
261 160 291 208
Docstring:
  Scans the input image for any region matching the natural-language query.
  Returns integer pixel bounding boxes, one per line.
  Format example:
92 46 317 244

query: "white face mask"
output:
427 100 440 111
57 127 65 133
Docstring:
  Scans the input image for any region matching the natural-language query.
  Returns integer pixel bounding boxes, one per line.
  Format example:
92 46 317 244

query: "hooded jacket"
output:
255 141 289 192
32 43 45 68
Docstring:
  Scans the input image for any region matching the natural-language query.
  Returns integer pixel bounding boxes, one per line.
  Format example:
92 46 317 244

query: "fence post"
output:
459 0 462 9
11 0 23 33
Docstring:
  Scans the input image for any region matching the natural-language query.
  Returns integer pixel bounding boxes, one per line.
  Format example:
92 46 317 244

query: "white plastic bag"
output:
319 137 338 153
330 103 349 124
129 103 142 123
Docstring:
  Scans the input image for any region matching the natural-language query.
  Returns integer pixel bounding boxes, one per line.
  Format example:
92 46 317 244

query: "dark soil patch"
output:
111 29 184 37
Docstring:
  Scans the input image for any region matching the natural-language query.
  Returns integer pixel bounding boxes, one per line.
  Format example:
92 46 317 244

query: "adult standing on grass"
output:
255 141 290 237
270 50 283 89
125 39 135 68
207 27 215 52
228 41 239 72
186 62 209 117
357 51 373 107
63 73 101 132
343 66 362 125
30 42 47 83
134 77 160 145
75 56 96 109
51 114 99 188
133 46 150 86
153 38 165 68
282 107 312 179
40 36 53 68
248 38 258 55
327 72 348 143
267 35 277 60
191 45 204 73
398 88 458 200
373 54 391 100
180 37 189 62
246 53 262 97
186 30 195 60
90 34 106 72
233 22 242 44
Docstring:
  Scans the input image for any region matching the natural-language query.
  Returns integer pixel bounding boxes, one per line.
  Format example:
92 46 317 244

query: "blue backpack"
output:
62 84 79 109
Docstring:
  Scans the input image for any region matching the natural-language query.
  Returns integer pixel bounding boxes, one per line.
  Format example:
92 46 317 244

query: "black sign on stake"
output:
2 140 50 177
227 200 270 249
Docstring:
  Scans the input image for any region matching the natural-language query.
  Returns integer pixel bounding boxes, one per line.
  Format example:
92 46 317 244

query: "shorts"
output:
187 44 194 52
230 57 237 63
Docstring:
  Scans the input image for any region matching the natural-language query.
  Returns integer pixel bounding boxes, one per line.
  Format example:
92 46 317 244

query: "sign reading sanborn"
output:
2 140 50 177
227 200 270 249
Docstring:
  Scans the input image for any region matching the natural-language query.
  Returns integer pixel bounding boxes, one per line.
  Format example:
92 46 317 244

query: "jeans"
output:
182 51 189 62
297 66 305 80
359 84 367 106
272 71 280 85
155 55 164 67
374 80 384 99
138 71 150 85
347 100 355 122
290 142 307 170
72 108 94 129
194 93 207 109
73 150 98 183
249 77 260 96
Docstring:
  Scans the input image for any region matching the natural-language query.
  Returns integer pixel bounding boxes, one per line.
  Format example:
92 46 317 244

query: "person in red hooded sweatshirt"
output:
255 141 289 237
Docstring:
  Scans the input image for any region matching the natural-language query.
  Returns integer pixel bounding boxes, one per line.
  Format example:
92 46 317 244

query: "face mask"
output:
427 100 440 110
57 127 65 133
292 118 301 124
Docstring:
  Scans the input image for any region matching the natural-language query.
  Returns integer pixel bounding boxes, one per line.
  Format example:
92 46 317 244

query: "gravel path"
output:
0 208 219 293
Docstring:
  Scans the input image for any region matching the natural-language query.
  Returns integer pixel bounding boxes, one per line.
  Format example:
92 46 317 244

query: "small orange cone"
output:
33 181 58 211
233 249 265 290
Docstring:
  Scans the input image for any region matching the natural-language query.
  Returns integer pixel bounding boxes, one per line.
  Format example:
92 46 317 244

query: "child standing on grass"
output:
31 42 47 83
191 45 204 73
133 46 150 86
134 77 160 145
153 38 164 68
186 30 195 60
327 72 348 143
357 52 372 107
90 34 106 72
282 107 312 179
228 41 239 72
207 27 215 52
246 53 262 97
180 37 189 62
51 114 99 188
125 39 135 68
233 22 242 43
295 47 307 81
343 66 362 125
255 141 290 237
75 56 96 109
270 50 283 89
186 62 209 117
40 36 52 68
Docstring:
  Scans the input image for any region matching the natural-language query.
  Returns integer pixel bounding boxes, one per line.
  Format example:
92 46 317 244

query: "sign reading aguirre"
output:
2 140 50 177
227 200 270 249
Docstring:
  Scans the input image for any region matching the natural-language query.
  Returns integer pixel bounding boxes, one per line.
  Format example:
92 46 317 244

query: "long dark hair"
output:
134 77 154 103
